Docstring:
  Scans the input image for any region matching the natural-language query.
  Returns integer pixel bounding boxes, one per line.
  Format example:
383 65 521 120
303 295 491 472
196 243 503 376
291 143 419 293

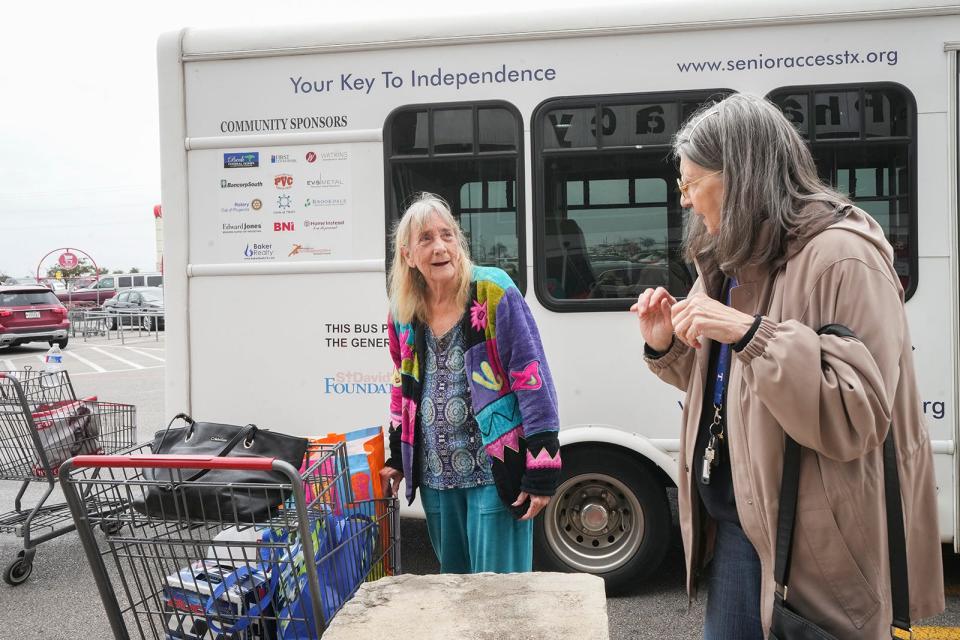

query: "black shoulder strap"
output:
773 323 910 636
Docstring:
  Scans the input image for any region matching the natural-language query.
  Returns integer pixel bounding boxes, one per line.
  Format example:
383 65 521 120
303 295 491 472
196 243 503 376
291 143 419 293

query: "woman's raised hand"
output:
630 287 677 352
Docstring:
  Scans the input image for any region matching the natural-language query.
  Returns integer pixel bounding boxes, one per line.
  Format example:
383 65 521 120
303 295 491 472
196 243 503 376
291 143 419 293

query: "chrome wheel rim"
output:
543 472 645 573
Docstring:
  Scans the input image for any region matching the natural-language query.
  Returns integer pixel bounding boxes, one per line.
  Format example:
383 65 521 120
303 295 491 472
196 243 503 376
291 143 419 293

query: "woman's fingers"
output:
520 495 551 521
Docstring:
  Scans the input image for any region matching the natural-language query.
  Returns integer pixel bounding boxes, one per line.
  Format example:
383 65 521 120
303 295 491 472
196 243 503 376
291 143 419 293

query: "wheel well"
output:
560 441 676 489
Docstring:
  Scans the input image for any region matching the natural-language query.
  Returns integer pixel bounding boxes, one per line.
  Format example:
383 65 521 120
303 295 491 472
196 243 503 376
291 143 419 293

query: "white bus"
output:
158 0 960 591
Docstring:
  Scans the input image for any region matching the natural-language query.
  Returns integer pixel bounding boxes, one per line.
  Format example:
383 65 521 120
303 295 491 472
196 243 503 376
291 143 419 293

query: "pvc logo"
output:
274 174 294 189
274 221 295 231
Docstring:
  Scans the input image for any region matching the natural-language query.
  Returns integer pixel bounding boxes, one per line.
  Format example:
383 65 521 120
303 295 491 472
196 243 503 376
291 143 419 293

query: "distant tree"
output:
97 267 109 275
46 259 98 280
112 269 124 274
129 267 140 273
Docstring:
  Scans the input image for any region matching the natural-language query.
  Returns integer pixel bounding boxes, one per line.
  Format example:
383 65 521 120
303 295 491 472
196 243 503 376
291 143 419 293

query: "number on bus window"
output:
385 102 525 290
533 90 730 310
769 84 916 298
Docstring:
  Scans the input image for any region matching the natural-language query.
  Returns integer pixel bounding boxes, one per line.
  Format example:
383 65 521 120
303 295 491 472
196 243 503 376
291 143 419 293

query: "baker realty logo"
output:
243 242 274 260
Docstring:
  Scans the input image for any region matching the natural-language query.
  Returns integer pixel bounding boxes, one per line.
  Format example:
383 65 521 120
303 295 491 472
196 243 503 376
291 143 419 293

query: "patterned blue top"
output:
419 321 494 490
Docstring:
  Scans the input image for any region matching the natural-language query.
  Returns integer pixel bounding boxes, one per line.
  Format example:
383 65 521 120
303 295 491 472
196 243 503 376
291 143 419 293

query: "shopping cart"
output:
60 440 400 639
0 369 137 585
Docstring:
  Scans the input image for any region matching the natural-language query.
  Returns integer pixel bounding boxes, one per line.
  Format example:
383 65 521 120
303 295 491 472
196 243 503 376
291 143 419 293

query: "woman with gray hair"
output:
380 193 561 573
632 93 943 638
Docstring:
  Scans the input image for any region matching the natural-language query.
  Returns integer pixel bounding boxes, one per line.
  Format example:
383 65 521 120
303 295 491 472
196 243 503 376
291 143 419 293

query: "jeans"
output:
704 521 764 640
420 484 533 573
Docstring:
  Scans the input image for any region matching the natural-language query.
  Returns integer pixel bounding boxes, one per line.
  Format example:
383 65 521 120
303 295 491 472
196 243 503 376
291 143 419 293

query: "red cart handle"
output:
68 454 277 471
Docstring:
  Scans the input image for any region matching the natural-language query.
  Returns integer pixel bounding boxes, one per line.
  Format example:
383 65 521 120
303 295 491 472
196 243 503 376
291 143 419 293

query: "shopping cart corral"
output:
61 441 400 639
0 369 137 585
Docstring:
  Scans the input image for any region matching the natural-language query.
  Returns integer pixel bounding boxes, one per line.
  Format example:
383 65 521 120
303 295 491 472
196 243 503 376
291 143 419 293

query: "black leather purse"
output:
133 413 308 523
769 324 912 640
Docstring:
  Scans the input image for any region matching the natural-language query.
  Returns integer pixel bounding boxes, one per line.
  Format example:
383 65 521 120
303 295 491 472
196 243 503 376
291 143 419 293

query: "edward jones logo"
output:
224 152 259 168
274 174 294 189
274 221 295 232
222 222 262 234
305 151 317 163
243 243 274 260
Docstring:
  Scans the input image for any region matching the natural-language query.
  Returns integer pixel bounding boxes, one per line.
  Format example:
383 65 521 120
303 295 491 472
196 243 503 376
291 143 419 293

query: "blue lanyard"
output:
712 277 738 408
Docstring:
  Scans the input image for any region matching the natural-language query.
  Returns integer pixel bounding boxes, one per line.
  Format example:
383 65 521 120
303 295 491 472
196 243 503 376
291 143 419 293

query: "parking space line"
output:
123 347 165 362
2 359 14 371
65 350 108 373
70 365 164 376
89 347 144 370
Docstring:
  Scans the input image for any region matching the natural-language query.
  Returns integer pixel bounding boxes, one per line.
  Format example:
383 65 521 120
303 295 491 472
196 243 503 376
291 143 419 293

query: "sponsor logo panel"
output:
222 222 263 234
223 152 259 168
289 243 332 257
271 153 296 164
303 219 347 231
274 174 294 189
221 201 253 214
243 243 275 261
304 197 348 208
305 151 317 163
220 179 263 189
273 221 296 232
306 177 345 189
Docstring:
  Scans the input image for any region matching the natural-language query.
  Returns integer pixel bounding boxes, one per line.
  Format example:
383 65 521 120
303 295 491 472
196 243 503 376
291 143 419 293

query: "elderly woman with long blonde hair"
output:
379 193 561 573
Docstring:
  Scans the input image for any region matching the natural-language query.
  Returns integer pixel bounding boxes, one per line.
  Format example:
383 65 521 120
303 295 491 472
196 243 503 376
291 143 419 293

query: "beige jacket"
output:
646 206 944 638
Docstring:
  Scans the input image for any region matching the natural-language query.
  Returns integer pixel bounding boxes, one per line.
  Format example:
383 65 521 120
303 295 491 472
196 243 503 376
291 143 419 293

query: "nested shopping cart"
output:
60 440 400 639
0 369 137 584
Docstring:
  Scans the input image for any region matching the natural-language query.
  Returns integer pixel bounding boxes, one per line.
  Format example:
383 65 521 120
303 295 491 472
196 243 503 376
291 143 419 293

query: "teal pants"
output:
419 484 533 573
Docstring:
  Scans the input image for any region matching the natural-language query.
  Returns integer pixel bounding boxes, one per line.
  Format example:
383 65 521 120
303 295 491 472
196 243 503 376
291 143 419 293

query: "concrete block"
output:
324 572 609 640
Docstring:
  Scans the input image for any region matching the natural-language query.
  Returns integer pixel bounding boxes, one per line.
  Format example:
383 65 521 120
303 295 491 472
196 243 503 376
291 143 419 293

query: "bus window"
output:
384 102 525 290
533 91 729 310
769 84 916 298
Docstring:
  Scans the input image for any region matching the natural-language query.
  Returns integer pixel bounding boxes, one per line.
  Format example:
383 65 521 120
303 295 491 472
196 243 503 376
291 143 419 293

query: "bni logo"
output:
274 221 295 232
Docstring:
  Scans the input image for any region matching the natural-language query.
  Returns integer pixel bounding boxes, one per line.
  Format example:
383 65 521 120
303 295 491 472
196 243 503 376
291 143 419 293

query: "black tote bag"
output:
133 413 308 523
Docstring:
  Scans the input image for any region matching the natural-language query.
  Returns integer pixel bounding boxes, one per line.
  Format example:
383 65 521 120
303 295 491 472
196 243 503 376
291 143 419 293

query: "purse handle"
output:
155 413 260 484
773 323 911 638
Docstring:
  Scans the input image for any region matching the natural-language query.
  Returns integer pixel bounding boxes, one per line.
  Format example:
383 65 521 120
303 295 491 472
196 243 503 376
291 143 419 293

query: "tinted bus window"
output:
385 102 525 289
769 84 917 298
533 91 729 310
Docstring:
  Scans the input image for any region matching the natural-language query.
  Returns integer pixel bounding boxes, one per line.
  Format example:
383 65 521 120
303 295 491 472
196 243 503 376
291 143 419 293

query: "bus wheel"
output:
534 447 670 594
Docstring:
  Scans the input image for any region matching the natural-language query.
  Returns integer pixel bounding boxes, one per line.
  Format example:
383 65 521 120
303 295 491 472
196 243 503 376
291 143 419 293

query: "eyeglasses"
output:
676 170 722 197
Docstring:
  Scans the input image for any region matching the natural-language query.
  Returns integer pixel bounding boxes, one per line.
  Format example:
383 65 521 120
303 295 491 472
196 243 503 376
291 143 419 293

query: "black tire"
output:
534 446 671 594
3 556 33 586
55 337 68 349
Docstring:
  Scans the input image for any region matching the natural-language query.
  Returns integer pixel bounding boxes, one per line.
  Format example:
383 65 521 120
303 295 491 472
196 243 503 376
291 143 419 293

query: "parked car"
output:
56 273 163 306
102 287 165 331
0 286 70 349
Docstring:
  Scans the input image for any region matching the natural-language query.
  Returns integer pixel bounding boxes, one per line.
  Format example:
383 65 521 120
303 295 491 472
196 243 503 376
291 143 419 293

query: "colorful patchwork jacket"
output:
385 265 561 517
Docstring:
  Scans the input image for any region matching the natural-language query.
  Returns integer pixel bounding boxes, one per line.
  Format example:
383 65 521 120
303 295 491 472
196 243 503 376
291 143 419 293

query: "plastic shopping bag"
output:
30 396 102 477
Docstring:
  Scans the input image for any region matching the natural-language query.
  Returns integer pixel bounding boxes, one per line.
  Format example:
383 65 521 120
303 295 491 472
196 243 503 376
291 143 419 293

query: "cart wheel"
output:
99 521 124 535
3 556 33 586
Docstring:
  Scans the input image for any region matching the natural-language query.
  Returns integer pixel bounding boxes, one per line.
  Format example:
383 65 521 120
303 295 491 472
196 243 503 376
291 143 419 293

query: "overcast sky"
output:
0 0 626 278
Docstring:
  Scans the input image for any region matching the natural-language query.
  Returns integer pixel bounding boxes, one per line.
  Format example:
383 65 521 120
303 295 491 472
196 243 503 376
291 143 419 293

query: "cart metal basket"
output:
0 369 137 584
61 440 400 639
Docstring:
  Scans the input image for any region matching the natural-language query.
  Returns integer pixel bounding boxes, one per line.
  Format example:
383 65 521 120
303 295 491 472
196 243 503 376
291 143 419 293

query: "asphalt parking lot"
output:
1 335 959 639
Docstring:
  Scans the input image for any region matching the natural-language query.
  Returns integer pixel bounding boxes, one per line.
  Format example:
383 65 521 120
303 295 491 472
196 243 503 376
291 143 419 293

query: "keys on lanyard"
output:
701 407 723 485
701 277 736 486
